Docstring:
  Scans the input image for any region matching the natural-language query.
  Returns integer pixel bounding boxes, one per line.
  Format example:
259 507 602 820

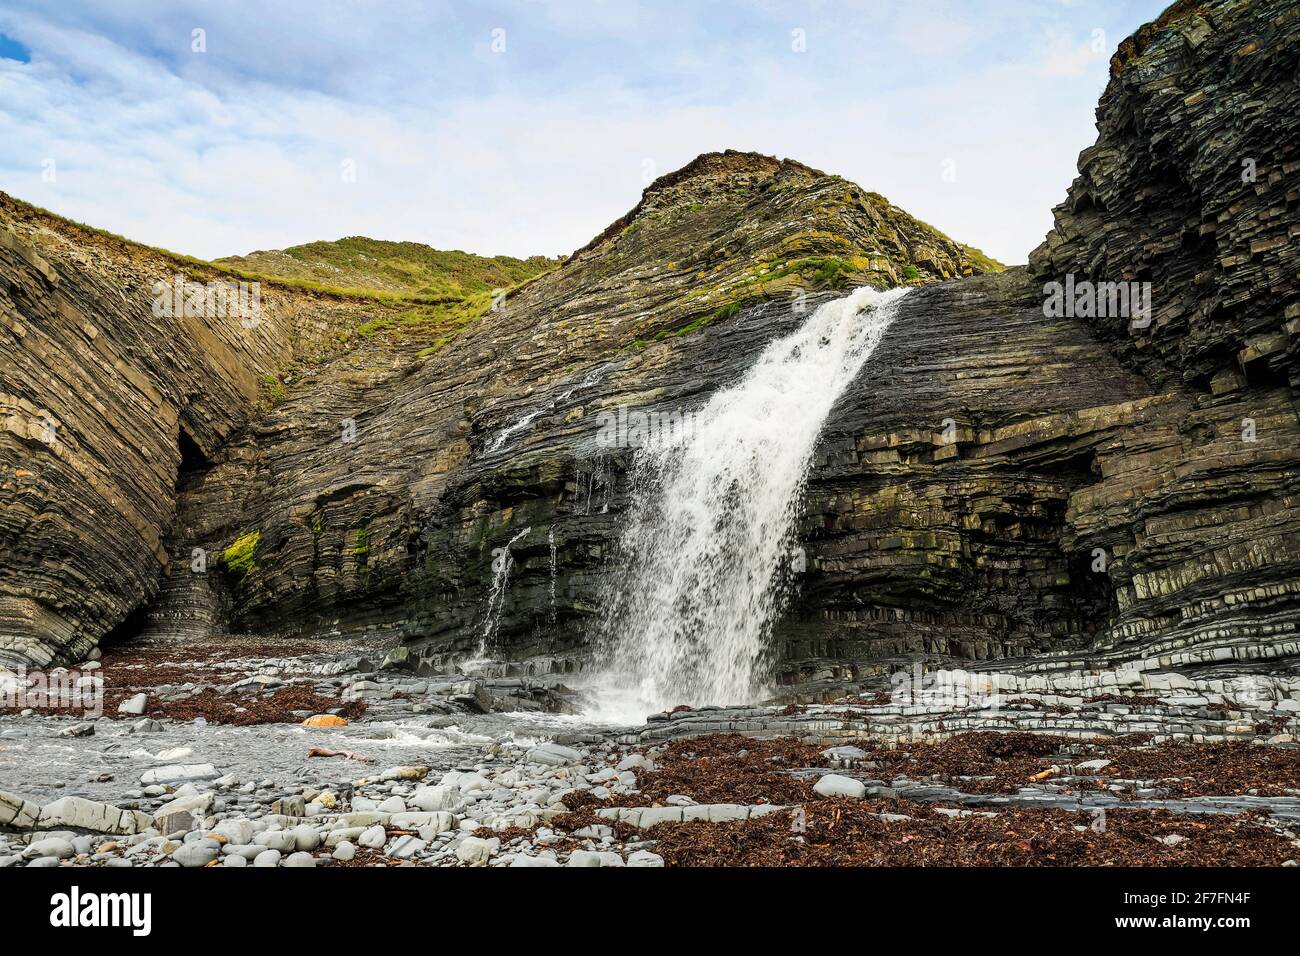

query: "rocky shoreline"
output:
3 639 1298 868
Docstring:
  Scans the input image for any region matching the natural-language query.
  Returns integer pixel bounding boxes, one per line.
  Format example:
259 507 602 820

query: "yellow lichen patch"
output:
302 714 348 727
219 530 260 578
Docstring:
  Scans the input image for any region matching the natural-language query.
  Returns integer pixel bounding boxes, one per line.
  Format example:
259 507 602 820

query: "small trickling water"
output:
486 366 606 453
548 526 558 623
594 286 909 719
477 526 530 656
578 454 610 516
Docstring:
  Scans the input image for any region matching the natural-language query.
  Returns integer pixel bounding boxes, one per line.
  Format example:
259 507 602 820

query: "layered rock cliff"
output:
215 237 559 299
143 152 997 658
0 201 546 666
2 0 1297 692
0 151 994 668
0 200 372 665
789 0 1300 680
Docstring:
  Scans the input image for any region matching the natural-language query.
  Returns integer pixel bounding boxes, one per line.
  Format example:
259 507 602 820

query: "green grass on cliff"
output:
355 293 492 339
0 193 460 306
329 289 508 359
647 256 858 343
956 243 1004 274
351 527 369 559
219 238 560 360
658 300 743 340
216 237 558 299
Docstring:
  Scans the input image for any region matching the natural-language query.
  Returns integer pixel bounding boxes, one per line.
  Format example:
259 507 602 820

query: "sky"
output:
0 1 1170 265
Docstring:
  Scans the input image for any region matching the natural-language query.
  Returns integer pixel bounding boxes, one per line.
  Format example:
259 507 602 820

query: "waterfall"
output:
548 526 558 623
476 526 530 657
595 286 909 718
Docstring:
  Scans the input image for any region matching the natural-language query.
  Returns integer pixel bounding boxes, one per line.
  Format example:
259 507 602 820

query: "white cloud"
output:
0 1 1166 265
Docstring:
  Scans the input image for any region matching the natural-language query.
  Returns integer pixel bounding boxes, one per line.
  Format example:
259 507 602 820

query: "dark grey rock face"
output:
791 0 1300 674
1031 0 1300 392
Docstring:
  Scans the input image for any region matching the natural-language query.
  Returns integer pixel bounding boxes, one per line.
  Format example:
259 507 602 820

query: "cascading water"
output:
594 286 909 720
476 526 530 658
548 526 558 623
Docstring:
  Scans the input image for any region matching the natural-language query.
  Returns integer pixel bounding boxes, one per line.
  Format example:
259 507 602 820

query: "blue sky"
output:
0 1 1169 264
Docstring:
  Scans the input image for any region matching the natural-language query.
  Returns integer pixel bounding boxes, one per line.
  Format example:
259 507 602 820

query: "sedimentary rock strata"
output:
0 196 447 666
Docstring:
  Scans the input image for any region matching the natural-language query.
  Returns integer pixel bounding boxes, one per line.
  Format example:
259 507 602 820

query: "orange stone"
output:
302 714 348 727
